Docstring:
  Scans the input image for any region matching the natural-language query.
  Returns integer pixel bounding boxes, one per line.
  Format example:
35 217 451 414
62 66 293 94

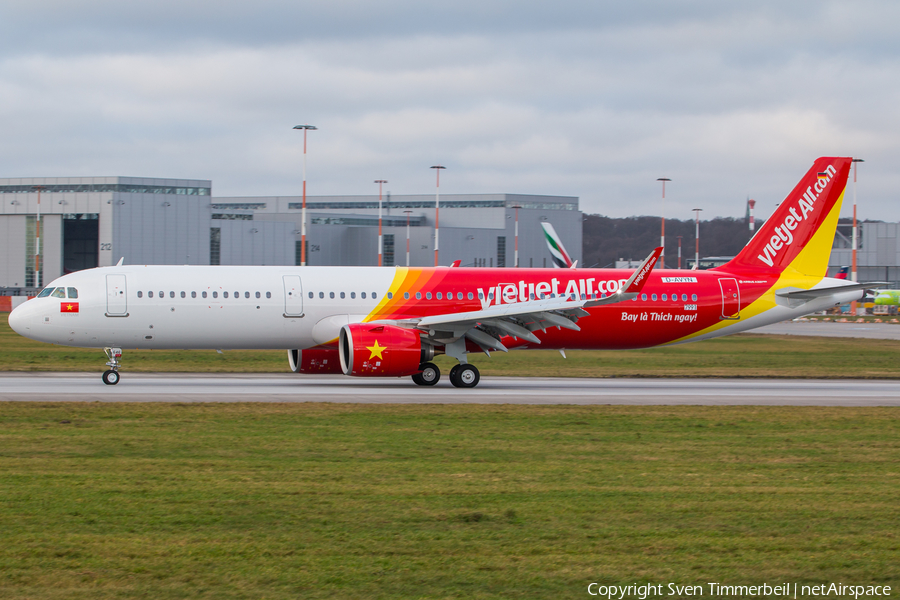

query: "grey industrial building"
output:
0 176 583 291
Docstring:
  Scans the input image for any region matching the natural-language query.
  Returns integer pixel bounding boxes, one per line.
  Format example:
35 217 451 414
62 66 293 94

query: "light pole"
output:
692 208 703 270
293 124 317 266
677 235 683 269
851 158 864 317
32 185 45 287
404 210 413 267
431 165 445 266
657 178 670 268
375 180 388 266
512 204 521 267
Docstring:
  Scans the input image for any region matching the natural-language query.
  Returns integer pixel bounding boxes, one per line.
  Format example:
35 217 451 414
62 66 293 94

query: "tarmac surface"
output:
1 372 898 406
754 321 900 340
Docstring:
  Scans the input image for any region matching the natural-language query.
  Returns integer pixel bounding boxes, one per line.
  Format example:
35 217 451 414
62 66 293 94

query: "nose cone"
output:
8 302 30 337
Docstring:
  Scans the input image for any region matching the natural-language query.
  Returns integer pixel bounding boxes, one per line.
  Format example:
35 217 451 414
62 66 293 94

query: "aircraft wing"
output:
375 247 662 353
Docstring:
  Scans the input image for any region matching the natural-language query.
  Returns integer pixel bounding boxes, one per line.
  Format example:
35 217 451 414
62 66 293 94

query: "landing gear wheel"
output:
412 362 441 386
102 370 120 385
450 364 480 388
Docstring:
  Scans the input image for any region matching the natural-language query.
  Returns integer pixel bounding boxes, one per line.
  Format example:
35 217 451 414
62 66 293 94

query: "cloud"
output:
1 1 899 220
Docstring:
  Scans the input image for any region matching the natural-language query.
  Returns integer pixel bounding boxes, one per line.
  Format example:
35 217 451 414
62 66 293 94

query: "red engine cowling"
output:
339 323 426 377
288 348 343 374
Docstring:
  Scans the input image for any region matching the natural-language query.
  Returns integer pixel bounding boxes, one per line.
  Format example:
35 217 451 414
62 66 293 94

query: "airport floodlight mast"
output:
657 178 670 268
293 124 317 266
692 208 703 270
851 158 864 316
32 185 46 287
431 165 445 266
375 180 388 266
404 210 413 266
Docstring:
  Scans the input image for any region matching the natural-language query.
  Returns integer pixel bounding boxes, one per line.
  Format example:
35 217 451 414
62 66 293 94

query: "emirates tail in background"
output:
541 222 576 268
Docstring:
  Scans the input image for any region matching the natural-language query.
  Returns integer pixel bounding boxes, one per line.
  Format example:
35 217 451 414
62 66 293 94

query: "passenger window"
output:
170 291 175 298
488 292 494 300
245 292 250 299
467 292 473 300
159 291 164 298
38 287 53 298
266 292 271 299
181 291 186 298
213 291 218 298
404 292 409 299
641 293 647 301
478 291 484 300
662 294 667 301
457 292 463 300
137 291 143 298
437 292 442 300
361 292 366 299
308 292 313 299
51 288 66 298
192 291 197 298
340 292 345 299
67 287 78 299
224 292 229 298
692 294 698 301
372 292 377 299
319 292 324 299
682 294 687 301
202 291 207 298
329 292 335 299
387 292 393 299
149 291 154 298
426 292 431 300
350 292 356 299
415 292 421 299
256 292 261 299
234 292 238 298
651 294 657 301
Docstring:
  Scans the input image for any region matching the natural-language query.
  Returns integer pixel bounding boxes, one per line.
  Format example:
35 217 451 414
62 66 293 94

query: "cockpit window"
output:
38 287 54 298
67 287 78 299
51 288 66 298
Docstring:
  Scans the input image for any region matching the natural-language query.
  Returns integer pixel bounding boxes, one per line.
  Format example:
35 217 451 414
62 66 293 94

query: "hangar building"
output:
0 176 582 291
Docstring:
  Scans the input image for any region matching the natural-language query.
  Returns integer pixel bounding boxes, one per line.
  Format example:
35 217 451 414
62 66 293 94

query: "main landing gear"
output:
102 347 122 385
411 362 481 388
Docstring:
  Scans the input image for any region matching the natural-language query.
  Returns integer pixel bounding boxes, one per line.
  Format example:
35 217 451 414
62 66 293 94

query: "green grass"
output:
0 403 897 599
4 313 900 377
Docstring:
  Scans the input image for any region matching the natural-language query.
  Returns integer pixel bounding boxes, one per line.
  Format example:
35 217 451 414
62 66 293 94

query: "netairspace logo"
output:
586 582 892 599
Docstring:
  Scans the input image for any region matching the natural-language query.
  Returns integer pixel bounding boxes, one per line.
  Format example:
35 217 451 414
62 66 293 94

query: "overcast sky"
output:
1 1 898 221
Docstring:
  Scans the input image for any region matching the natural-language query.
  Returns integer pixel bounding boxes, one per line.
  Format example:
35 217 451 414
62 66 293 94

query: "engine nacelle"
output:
339 323 430 377
287 348 343 374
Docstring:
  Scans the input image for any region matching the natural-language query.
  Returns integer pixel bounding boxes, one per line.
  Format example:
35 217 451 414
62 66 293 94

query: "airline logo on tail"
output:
541 222 575 268
757 164 836 267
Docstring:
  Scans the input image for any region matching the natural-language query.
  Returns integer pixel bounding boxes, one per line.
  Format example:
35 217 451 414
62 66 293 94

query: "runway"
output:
754 321 900 340
1 373 898 406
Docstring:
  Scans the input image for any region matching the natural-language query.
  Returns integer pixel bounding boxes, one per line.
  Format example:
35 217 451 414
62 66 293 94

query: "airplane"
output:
873 290 900 306
834 266 849 280
541 222 576 268
8 157 873 389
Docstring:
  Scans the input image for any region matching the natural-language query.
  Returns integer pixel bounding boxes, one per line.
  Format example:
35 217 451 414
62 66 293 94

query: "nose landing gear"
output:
102 347 122 385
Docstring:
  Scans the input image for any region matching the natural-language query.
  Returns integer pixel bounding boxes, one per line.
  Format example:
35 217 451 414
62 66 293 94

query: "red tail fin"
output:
721 157 851 276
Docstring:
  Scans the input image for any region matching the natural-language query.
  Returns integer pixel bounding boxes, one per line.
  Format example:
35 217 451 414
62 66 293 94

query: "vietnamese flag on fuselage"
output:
61 302 79 313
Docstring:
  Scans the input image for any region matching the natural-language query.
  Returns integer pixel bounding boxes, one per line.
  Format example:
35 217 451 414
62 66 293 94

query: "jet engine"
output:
288 348 343 374
339 323 434 377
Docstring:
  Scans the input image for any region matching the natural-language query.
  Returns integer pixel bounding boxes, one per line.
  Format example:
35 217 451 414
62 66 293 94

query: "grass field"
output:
0 403 897 599
5 314 900 378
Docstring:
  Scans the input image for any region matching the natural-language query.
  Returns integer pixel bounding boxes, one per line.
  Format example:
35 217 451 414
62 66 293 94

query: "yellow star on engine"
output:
366 339 386 360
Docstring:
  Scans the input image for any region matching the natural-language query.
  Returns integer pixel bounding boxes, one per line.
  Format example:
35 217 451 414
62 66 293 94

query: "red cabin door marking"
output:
718 278 740 320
